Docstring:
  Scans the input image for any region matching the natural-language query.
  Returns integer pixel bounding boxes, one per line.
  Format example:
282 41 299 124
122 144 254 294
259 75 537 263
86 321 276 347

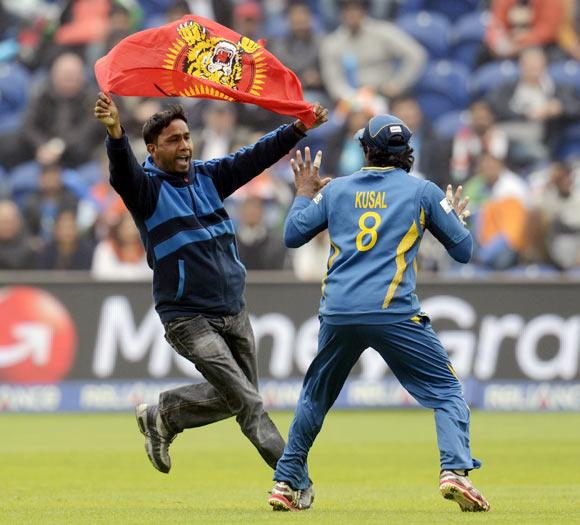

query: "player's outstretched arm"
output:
284 147 330 248
94 92 123 139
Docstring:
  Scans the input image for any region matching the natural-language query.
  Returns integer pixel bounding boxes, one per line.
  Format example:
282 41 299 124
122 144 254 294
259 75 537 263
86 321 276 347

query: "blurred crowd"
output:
0 0 579 280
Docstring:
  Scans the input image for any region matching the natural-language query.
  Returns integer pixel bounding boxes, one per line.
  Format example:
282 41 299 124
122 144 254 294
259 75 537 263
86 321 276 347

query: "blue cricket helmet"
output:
356 114 412 153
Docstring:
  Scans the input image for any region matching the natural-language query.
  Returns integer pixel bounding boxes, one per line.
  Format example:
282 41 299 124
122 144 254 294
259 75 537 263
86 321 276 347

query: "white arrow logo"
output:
0 323 53 367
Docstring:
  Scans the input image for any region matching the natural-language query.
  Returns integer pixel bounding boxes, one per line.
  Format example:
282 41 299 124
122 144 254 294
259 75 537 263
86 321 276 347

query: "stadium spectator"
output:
451 99 509 184
22 163 79 244
268 2 327 103
165 0 191 23
0 52 102 169
390 94 449 186
76 151 127 239
324 104 371 178
232 1 263 43
190 101 252 161
93 91 326 493
486 47 580 161
531 162 580 270
54 0 110 48
319 0 426 102
235 196 287 270
0 199 36 270
485 0 564 59
557 0 580 60
91 212 151 280
85 2 137 67
466 153 529 270
37 209 94 270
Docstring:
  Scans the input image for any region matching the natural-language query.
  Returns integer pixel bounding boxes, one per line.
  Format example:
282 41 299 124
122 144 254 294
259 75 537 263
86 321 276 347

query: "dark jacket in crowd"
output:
22 84 103 166
37 238 95 270
0 237 36 270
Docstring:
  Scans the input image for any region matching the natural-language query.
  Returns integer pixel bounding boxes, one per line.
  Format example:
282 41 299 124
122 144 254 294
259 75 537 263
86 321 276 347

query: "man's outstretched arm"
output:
209 104 329 200
422 182 473 263
284 148 331 248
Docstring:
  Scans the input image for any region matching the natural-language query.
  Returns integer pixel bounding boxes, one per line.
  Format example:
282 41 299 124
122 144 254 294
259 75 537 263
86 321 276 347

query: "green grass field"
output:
1 411 579 524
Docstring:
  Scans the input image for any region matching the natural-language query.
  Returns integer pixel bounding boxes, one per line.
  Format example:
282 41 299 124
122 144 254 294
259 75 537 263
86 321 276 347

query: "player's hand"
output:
293 103 329 133
94 92 123 138
292 147 331 199
446 184 471 226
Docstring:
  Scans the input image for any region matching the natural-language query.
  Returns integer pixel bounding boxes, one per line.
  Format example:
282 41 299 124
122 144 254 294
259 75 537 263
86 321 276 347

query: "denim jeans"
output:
158 307 285 469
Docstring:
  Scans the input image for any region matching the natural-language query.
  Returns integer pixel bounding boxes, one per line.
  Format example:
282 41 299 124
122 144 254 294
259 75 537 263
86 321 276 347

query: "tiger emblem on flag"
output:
174 21 259 90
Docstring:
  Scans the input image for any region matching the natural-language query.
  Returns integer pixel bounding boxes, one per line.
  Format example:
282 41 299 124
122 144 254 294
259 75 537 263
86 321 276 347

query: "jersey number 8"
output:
356 212 381 252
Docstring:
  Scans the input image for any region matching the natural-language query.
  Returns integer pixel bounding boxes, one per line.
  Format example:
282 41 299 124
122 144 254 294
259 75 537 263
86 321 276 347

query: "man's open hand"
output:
94 92 122 138
292 147 331 199
446 184 471 226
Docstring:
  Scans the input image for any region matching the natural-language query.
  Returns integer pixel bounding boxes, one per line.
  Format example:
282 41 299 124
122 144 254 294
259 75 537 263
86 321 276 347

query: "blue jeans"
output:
159 308 285 469
274 317 482 489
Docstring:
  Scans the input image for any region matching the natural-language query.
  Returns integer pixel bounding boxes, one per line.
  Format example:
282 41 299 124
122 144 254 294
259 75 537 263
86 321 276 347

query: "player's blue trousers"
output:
274 317 482 490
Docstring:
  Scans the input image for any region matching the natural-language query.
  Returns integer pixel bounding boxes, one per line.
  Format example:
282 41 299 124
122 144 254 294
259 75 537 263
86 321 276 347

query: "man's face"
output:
470 102 494 135
341 3 366 31
289 5 312 38
520 49 546 83
478 154 503 186
149 119 193 174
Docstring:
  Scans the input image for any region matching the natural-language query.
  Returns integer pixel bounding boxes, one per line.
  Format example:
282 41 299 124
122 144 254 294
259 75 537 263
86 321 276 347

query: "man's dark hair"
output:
361 142 415 173
142 105 188 145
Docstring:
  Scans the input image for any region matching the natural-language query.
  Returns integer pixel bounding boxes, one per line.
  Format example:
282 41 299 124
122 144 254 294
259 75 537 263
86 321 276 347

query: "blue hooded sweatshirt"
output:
105 123 303 323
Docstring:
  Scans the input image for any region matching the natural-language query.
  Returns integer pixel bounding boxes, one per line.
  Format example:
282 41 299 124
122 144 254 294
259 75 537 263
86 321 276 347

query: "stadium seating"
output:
548 60 580 92
396 0 480 21
8 162 40 207
470 60 519 99
397 11 450 60
0 61 30 133
415 60 470 121
433 109 467 140
556 122 580 161
422 0 481 21
450 11 488 70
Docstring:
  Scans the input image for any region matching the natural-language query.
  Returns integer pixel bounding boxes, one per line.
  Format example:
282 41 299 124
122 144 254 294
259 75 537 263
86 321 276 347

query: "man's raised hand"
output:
294 103 329 134
94 92 122 138
292 147 331 199
446 184 471 226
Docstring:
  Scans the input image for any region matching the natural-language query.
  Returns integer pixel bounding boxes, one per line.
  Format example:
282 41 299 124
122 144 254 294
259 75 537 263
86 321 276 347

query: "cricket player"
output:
268 115 490 512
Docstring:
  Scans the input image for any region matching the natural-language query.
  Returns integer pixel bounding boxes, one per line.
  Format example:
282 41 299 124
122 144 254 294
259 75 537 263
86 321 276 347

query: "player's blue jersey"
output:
285 167 470 325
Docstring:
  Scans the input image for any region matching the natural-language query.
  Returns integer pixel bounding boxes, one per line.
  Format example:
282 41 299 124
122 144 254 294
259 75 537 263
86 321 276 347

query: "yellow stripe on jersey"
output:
321 239 340 296
448 363 460 382
361 166 396 172
382 220 420 309
413 209 425 278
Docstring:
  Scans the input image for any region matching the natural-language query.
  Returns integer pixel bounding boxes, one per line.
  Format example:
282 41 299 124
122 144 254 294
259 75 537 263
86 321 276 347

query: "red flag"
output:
94 15 315 126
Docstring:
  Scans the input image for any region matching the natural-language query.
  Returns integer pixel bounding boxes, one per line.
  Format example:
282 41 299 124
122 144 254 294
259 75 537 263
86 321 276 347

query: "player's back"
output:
321 167 426 325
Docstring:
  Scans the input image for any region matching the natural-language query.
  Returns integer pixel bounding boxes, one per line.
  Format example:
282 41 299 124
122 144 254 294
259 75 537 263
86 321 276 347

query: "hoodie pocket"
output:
174 259 185 300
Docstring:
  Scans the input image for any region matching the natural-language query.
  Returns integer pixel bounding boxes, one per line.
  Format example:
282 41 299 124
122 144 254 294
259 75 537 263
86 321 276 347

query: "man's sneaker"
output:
135 403 175 474
439 470 490 512
268 481 314 511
